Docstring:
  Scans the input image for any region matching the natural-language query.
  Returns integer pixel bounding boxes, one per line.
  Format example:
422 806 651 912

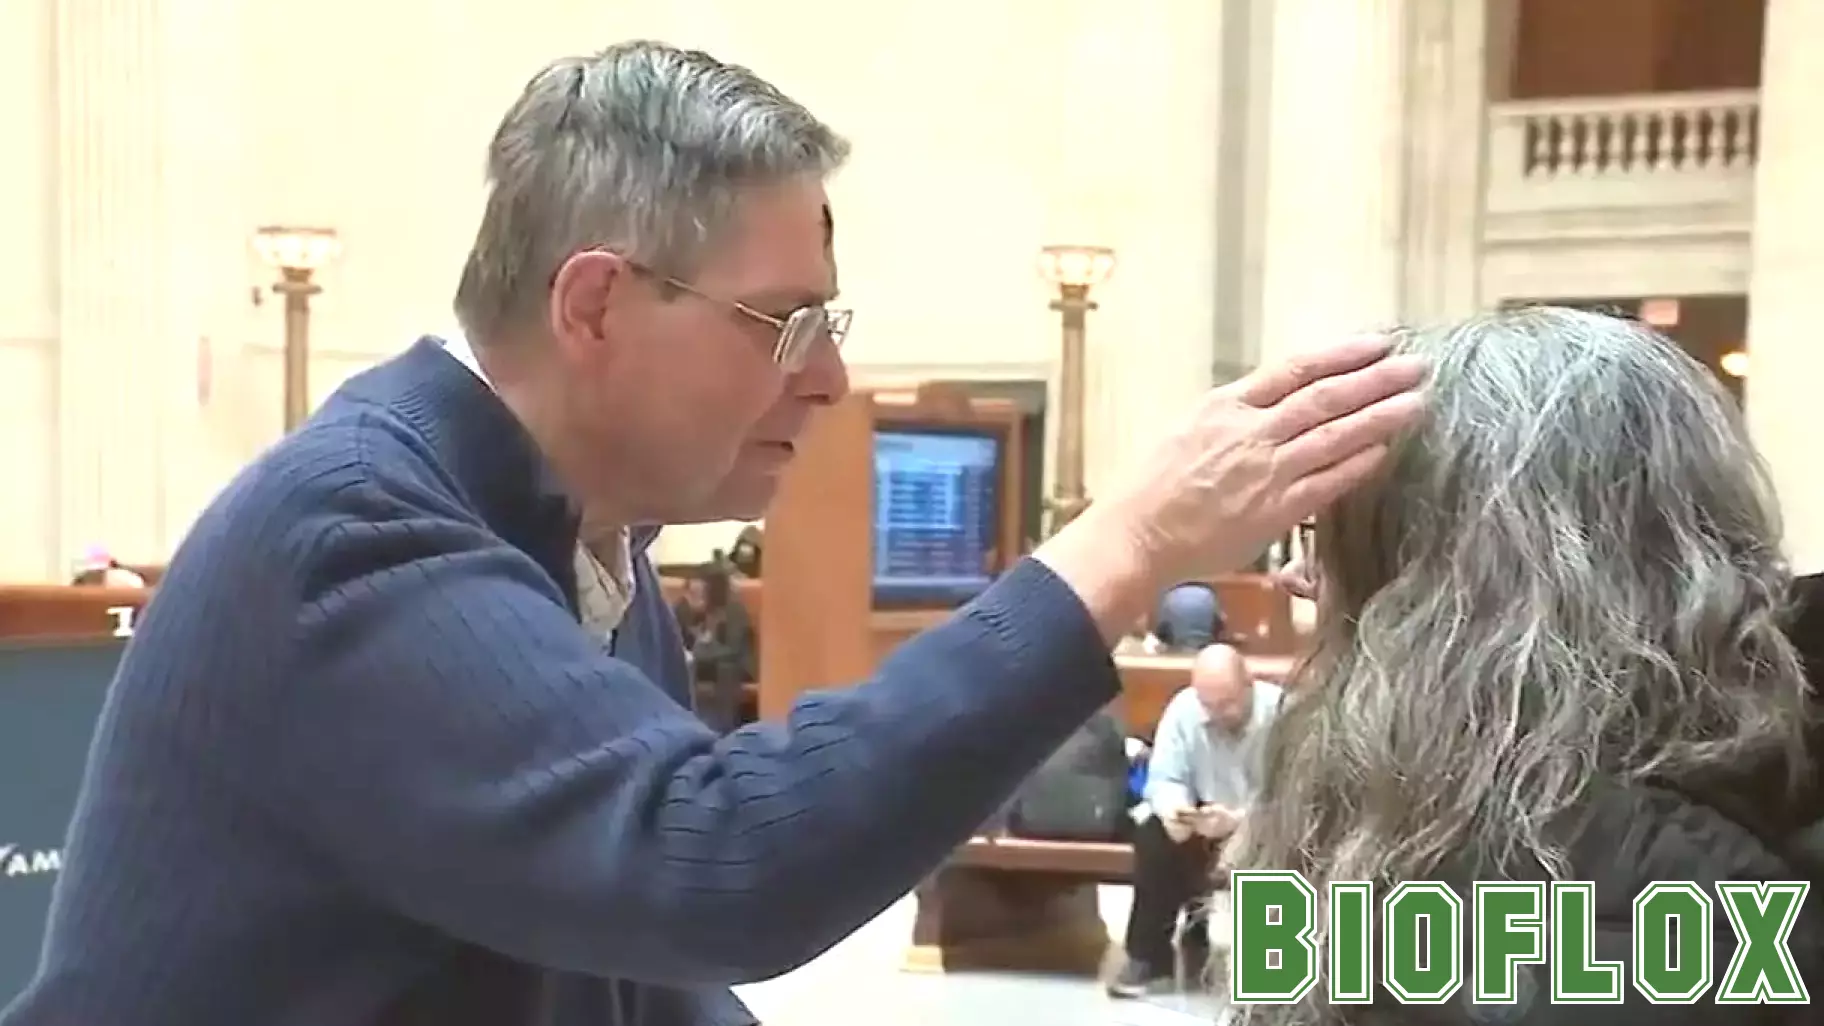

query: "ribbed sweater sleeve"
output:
263 476 1119 987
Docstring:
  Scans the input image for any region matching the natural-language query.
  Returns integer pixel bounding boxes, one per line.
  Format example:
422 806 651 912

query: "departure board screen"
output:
871 429 1001 607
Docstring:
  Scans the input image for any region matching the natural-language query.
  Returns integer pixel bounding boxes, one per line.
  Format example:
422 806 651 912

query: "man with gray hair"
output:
2 41 1423 1026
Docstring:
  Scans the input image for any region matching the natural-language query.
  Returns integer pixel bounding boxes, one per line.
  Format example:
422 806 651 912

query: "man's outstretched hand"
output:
1035 334 1425 640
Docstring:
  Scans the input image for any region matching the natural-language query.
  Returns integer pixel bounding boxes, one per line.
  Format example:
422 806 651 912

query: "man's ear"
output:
547 249 626 350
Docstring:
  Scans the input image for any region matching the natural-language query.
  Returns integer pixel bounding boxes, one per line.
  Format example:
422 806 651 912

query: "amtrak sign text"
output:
0 844 62 879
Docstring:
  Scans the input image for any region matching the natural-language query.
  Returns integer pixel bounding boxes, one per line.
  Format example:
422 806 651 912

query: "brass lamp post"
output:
253 226 341 431
1036 244 1116 536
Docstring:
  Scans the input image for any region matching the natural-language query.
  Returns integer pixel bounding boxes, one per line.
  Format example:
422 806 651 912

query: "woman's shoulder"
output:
1373 785 1822 1026
1566 783 1820 1007
1566 780 1801 889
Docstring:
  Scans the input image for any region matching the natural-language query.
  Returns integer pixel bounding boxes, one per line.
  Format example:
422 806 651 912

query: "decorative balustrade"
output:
1504 90 1758 179
1481 90 1761 304
1487 90 1759 224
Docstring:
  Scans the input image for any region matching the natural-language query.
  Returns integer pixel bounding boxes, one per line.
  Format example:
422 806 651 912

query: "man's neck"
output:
465 338 634 534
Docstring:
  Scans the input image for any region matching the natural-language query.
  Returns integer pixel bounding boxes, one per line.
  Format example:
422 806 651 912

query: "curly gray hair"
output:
1230 306 1811 1024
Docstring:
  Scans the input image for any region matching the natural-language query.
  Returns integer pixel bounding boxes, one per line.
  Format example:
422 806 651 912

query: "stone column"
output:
1049 0 1231 492
1744 0 1824 572
1255 0 1410 364
54 0 177 567
158 0 252 545
1399 0 1489 323
1213 0 1275 384
53 0 239 568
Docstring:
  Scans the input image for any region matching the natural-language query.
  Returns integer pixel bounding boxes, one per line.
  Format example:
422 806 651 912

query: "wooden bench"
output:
905 837 1133 975
904 651 1297 976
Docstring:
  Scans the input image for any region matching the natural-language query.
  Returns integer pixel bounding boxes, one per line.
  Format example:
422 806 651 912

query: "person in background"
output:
728 524 763 578
1150 580 1226 652
68 545 147 588
675 562 757 733
1239 308 1822 1026
1109 643 1280 998
671 572 710 640
1 40 1426 1026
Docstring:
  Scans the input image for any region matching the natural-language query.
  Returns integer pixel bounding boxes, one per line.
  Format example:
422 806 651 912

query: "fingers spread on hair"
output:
1232 334 1396 408
1275 392 1422 480
1278 445 1390 519
1261 355 1427 446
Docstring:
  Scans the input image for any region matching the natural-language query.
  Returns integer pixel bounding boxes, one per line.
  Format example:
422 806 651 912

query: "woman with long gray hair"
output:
1233 307 1822 1025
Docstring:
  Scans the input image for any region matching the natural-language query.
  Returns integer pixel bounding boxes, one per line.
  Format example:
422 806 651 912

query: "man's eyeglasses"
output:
629 260 850 373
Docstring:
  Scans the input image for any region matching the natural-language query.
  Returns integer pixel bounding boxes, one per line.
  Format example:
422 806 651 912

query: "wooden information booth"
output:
754 380 1303 976
757 383 1028 719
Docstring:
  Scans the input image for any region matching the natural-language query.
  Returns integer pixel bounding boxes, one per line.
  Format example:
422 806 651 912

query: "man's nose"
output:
791 333 849 406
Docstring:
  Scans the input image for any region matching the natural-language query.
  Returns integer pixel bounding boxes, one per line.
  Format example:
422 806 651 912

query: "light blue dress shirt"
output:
1142 681 1283 816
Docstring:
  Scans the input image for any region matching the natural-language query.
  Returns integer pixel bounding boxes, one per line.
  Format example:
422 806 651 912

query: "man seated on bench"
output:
1109 643 1282 998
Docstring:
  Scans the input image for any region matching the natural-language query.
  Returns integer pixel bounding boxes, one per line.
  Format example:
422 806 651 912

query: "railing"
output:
1486 90 1759 229
1498 90 1758 180
1481 90 1760 303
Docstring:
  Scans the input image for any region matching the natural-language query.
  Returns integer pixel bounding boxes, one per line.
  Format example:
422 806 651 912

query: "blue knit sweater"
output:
1 338 1121 1026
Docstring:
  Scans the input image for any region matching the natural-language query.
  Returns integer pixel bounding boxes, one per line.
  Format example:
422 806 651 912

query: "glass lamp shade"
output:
1037 245 1115 288
253 226 341 273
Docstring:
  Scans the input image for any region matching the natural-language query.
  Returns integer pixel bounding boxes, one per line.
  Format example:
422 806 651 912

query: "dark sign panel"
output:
0 640 120 1003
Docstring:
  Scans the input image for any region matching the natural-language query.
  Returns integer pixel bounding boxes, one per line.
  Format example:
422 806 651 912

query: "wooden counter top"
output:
0 585 150 642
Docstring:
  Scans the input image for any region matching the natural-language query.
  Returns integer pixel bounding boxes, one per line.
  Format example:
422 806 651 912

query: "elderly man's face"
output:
549 176 849 524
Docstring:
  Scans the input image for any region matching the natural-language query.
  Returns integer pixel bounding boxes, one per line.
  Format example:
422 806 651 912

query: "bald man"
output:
1109 644 1282 998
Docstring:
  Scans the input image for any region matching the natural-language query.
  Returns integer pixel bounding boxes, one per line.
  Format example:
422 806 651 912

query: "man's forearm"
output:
1031 500 1162 645
282 553 1124 987
688 559 1124 974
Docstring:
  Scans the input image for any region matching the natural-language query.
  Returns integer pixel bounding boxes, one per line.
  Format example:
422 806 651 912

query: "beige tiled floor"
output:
732 885 1231 1026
